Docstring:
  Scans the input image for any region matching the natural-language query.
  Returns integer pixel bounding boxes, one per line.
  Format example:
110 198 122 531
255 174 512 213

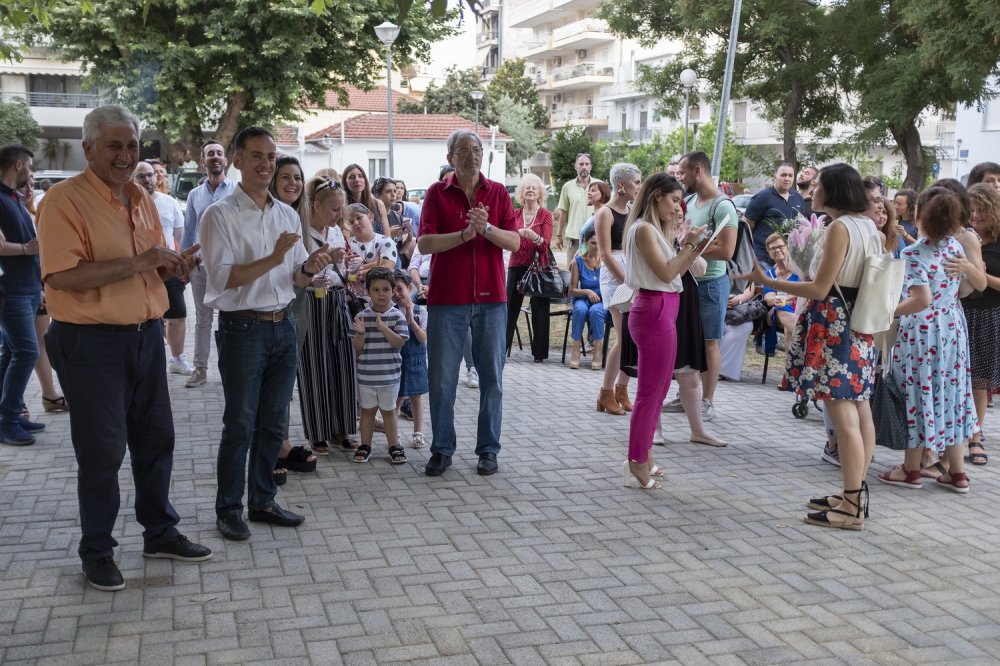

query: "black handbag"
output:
619 310 638 378
517 246 565 300
872 368 908 450
724 296 769 326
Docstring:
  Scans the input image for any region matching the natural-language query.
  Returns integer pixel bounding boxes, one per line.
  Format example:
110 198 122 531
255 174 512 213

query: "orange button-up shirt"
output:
38 168 168 325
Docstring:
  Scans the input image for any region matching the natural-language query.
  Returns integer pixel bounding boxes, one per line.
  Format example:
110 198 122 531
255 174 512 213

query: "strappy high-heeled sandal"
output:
804 483 868 530
622 461 661 489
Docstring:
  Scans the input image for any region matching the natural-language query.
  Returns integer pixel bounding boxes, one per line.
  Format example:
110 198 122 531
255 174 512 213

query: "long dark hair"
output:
269 156 304 210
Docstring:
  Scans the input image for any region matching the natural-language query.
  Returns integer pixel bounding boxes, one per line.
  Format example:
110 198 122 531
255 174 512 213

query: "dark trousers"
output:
505 265 550 361
46 320 179 563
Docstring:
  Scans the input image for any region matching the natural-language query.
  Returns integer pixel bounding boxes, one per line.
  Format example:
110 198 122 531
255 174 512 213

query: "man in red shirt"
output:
418 129 520 476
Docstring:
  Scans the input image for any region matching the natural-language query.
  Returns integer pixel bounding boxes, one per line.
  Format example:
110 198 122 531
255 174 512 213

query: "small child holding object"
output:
391 270 429 448
352 266 409 464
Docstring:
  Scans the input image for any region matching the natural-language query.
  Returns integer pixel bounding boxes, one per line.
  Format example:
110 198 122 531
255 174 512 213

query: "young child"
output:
352 266 409 464
391 271 429 448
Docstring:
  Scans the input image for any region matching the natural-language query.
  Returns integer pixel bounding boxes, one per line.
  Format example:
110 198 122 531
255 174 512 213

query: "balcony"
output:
0 90 109 128
507 0 602 29
549 103 609 129
476 31 499 47
597 129 656 143
524 18 615 60
479 0 501 14
536 62 615 92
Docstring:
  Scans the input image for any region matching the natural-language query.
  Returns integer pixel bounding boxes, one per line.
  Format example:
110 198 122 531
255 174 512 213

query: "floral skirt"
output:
780 295 876 401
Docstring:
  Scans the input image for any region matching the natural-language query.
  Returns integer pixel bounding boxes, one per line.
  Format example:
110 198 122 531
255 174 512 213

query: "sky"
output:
423 1 476 83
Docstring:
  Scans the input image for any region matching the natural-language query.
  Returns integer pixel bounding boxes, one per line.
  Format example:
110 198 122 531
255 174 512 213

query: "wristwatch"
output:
484 223 494 236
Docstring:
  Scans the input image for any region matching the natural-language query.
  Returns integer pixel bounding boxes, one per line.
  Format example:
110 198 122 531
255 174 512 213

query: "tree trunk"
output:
214 92 248 152
891 119 926 190
782 78 802 169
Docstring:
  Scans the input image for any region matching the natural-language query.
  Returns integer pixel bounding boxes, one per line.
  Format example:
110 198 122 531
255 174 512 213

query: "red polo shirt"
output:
420 172 517 306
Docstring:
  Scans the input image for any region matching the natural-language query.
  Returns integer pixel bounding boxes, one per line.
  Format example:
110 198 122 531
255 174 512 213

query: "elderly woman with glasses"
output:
761 232 800 352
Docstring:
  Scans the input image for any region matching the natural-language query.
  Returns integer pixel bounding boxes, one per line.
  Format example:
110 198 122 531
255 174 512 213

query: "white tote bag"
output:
850 253 905 334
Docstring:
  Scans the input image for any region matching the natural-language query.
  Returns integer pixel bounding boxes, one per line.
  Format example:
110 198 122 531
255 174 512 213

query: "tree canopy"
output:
16 0 455 161
488 58 547 130
0 99 42 150
398 66 489 122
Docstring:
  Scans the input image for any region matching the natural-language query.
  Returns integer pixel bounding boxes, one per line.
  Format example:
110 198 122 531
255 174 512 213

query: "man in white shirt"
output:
199 127 331 541
179 141 236 388
133 161 193 375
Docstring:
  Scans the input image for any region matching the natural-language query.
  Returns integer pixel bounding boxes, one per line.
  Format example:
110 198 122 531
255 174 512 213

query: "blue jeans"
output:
427 303 505 456
571 298 605 342
0 293 40 424
215 313 298 516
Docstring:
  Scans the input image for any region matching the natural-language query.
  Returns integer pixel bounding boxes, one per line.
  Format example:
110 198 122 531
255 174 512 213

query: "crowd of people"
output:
3 100 1000 591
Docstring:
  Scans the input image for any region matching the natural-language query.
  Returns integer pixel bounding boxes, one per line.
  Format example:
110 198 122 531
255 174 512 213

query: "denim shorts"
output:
697 273 730 341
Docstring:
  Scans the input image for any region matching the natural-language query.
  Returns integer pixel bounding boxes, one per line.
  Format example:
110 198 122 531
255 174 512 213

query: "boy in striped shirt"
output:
352 266 409 464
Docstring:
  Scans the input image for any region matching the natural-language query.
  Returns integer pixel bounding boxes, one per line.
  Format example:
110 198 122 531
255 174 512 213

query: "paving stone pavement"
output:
3 300 1000 665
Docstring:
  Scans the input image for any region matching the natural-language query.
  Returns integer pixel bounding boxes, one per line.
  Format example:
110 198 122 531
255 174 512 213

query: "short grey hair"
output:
82 105 140 145
609 162 641 190
514 173 544 206
446 129 482 155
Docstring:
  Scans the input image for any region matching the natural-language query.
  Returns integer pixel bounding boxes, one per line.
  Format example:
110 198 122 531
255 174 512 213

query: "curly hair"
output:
969 183 1000 243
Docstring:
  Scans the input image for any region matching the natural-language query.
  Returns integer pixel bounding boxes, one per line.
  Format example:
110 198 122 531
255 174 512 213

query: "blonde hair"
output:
301 177 346 251
514 173 544 206
623 173 682 256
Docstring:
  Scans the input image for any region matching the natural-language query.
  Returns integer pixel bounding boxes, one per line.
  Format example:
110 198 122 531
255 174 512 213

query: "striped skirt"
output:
296 287 358 441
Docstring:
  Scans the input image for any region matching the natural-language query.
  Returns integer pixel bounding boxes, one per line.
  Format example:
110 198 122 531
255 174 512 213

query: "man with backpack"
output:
672 151 739 421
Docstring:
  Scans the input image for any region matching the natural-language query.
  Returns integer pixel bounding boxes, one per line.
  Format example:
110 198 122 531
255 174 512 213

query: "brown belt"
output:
224 306 291 322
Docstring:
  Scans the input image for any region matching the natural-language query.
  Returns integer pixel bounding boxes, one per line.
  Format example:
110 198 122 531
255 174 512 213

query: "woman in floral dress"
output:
739 163 878 530
877 187 977 493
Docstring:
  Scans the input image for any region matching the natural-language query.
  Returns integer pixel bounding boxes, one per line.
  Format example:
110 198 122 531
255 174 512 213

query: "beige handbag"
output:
835 217 905 335
609 283 635 313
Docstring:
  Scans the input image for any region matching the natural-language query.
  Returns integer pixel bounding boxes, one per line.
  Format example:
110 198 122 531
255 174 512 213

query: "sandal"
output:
311 441 330 456
277 446 317 473
272 465 287 486
388 445 407 465
968 442 988 466
920 459 948 480
42 396 69 412
806 494 843 511
339 438 358 451
353 444 372 464
803 484 867 530
877 465 923 489
936 472 971 494
621 461 661 489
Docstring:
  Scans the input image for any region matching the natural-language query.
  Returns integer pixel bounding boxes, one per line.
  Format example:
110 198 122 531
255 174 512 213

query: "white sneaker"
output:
466 368 479 389
169 354 194 375
411 432 425 448
184 367 207 388
662 396 684 413
701 400 716 422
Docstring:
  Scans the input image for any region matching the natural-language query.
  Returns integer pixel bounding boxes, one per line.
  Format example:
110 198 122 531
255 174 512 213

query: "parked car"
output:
32 170 80 188
732 193 754 217
172 169 205 202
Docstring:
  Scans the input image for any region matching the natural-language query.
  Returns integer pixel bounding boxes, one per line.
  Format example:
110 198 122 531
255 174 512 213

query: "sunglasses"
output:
315 178 341 193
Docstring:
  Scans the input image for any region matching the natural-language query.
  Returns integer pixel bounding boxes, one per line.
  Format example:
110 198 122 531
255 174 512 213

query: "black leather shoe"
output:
424 452 452 476
216 512 251 541
477 452 498 476
82 556 125 591
248 503 304 527
143 533 213 561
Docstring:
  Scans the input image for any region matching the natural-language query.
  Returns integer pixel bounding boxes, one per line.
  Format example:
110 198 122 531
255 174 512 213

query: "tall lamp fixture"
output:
680 68 698 155
470 90 485 134
374 20 401 176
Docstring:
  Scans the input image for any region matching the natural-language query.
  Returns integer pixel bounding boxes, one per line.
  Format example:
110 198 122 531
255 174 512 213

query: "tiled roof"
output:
308 85 419 112
273 125 298 144
305 113 511 143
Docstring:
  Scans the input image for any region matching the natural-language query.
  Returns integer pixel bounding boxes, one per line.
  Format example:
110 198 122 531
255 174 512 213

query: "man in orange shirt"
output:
38 105 211 591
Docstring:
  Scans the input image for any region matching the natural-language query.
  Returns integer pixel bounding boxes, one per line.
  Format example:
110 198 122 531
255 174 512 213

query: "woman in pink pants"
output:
622 174 709 489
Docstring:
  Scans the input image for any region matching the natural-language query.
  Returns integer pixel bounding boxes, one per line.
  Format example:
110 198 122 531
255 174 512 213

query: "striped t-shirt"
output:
356 306 409 386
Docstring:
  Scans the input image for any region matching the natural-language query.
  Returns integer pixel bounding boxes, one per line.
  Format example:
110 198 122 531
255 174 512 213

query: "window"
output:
368 157 387 180
621 112 627 130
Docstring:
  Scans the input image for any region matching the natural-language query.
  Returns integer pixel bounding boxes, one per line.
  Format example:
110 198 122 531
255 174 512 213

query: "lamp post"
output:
712 0 743 183
374 20 401 176
680 68 698 155
470 90 485 135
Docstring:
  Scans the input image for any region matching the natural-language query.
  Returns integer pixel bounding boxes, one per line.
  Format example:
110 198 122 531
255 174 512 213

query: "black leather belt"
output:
56 319 159 331
224 306 291 321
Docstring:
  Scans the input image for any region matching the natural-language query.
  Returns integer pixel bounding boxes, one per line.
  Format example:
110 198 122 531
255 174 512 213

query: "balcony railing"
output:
0 91 107 109
598 129 655 142
477 31 499 46
550 103 608 123
551 18 610 43
551 61 614 83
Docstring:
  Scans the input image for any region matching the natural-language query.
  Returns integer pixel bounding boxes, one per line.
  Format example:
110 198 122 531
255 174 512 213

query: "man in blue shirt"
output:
179 140 236 388
744 163 805 265
0 144 44 446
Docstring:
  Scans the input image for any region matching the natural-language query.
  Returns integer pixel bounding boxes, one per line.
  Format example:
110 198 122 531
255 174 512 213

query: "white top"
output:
831 214 881 288
152 191 184 238
625 221 684 293
409 247 431 280
308 225 347 287
199 186 308 312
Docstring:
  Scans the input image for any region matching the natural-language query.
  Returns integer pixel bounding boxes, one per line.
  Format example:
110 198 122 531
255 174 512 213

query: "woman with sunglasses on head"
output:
295 176 359 454
343 164 388 236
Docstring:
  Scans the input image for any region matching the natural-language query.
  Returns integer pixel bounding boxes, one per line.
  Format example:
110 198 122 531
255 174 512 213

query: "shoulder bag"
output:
517 245 565 300
835 216 905 335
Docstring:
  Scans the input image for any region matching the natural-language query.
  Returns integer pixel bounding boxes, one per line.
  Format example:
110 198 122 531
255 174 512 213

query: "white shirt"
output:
625 221 684 293
409 247 431 280
308 225 346 287
152 191 184 246
199 186 308 312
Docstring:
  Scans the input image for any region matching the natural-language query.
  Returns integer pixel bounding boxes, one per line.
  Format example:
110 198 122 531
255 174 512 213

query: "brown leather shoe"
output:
614 384 632 412
596 388 625 415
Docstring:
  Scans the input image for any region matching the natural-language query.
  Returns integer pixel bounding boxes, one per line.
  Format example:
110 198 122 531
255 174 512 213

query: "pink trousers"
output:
627 290 679 463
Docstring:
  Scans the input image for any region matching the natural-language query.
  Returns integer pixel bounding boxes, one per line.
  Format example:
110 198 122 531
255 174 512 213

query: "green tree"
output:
547 126 596 185
829 0 1000 189
0 99 41 150
493 94 540 176
18 0 454 162
487 58 547 130
600 0 843 168
398 66 494 124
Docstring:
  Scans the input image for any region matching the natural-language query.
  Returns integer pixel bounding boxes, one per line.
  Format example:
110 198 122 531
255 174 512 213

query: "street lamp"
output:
374 20 401 176
470 90 485 134
680 68 698 155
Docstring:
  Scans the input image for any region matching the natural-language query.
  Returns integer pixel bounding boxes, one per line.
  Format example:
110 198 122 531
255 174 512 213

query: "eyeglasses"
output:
452 147 483 158
315 178 341 193
767 245 786 252
576 152 591 160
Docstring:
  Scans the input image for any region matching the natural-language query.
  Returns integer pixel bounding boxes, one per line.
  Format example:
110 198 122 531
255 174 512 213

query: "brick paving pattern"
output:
2 298 1000 664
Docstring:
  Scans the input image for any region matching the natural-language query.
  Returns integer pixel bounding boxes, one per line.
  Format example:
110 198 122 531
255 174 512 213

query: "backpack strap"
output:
707 194 737 234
